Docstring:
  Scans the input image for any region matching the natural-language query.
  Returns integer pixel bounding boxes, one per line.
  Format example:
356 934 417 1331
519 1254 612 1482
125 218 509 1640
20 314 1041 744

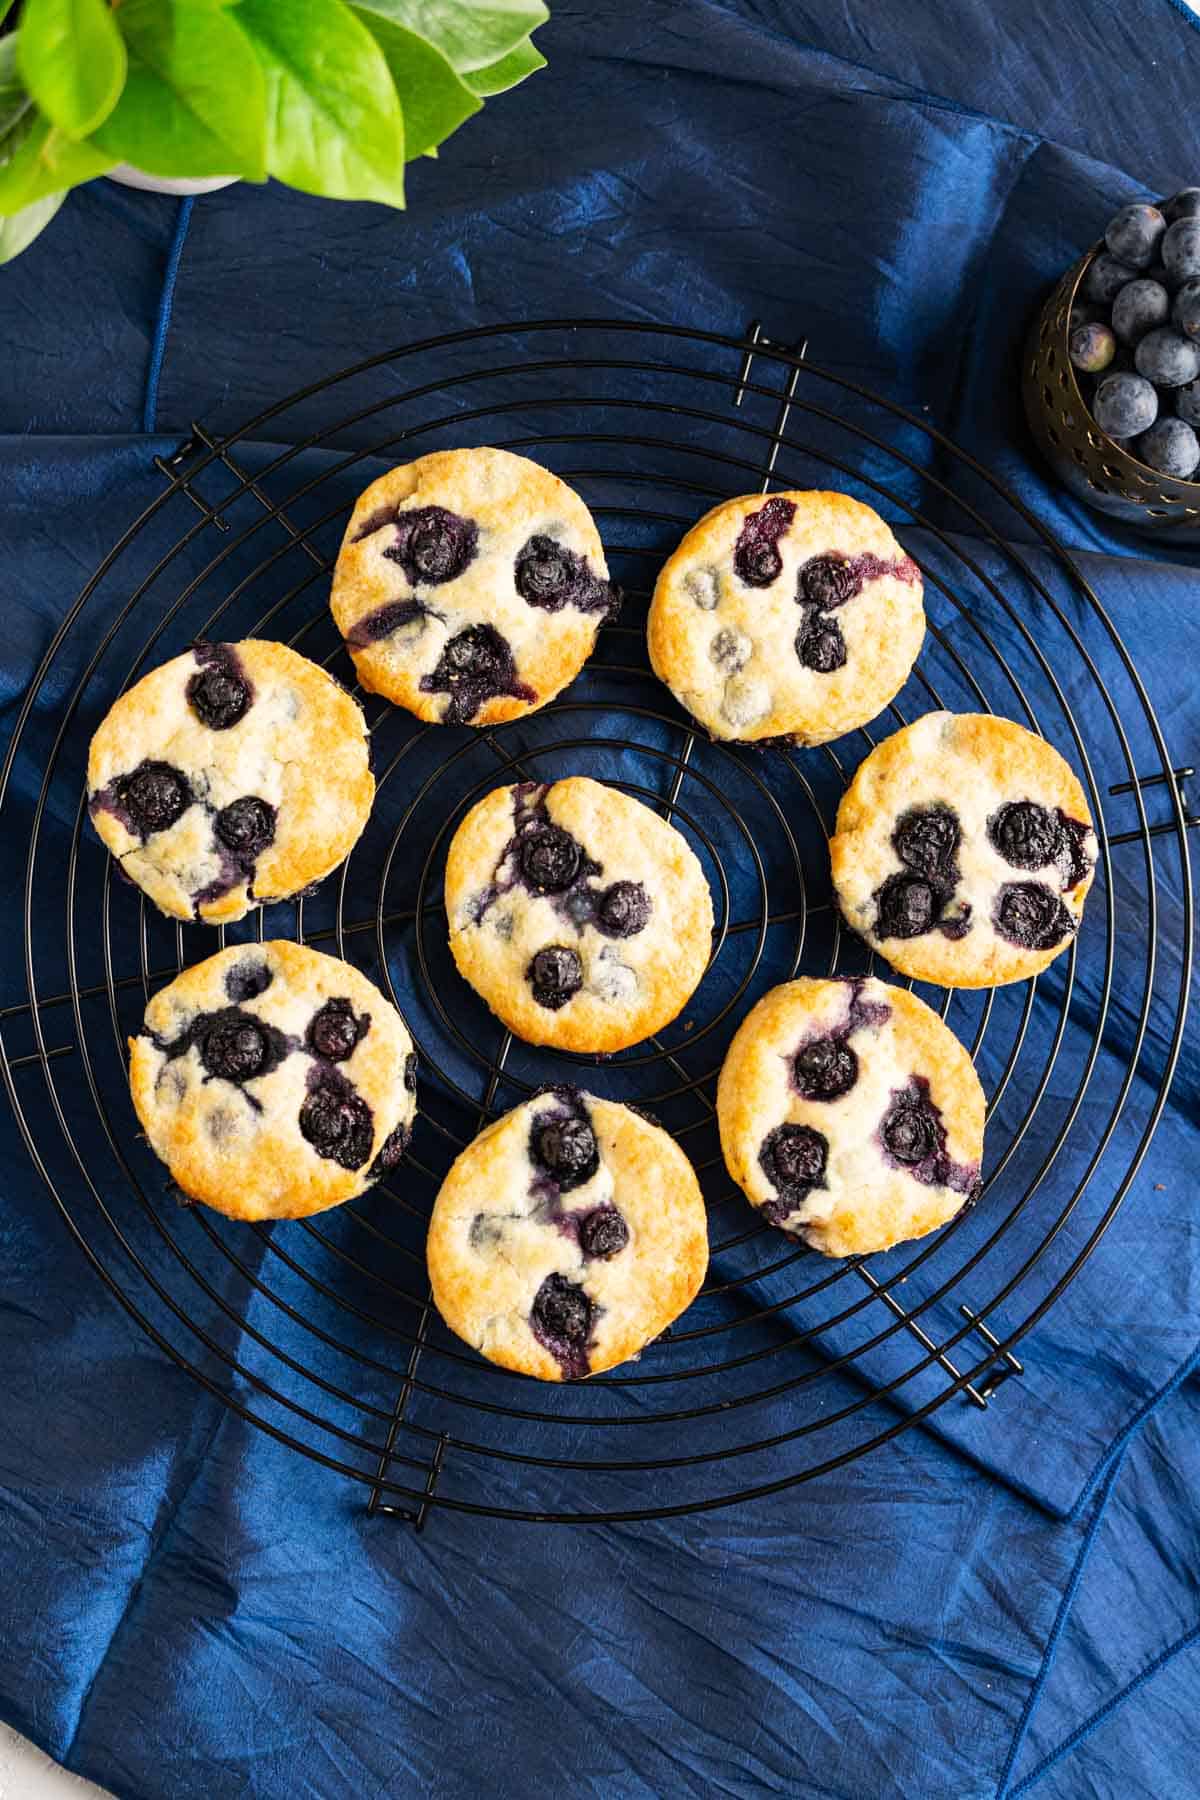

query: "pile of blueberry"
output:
1069 189 1200 478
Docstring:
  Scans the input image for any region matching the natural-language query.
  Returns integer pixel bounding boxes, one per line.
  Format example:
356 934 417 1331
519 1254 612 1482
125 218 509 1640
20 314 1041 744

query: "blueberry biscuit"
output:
330 448 619 726
88 640 374 924
830 713 1097 987
647 490 924 744
128 941 417 1221
427 1087 708 1379
444 777 714 1053
717 977 985 1258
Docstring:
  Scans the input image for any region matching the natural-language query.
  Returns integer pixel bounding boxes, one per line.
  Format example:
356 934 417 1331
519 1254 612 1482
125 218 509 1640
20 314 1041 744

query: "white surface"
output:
106 165 239 196
0 1724 111 1799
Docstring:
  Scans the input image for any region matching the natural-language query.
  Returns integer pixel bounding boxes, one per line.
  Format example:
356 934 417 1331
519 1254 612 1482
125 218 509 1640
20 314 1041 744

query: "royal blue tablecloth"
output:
1 3 1198 1795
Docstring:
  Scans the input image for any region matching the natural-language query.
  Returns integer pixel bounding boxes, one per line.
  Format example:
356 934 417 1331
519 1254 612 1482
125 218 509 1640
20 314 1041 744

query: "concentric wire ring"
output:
0 321 1190 1524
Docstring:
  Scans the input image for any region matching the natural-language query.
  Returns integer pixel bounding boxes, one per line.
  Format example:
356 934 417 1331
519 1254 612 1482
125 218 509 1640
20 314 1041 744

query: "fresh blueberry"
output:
224 960 273 1003
513 535 617 616
531 1273 593 1356
1163 219 1200 286
796 617 847 674
1105 202 1166 270
306 997 369 1062
1175 378 1200 427
577 1206 629 1260
798 554 858 609
875 873 939 939
299 1070 374 1170
758 1122 828 1199
214 796 276 863
527 945 583 1010
1091 371 1158 438
1081 251 1139 303
891 806 960 882
531 1112 598 1191
384 506 477 586
1171 278 1200 340
369 1121 410 1178
1110 281 1168 346
200 1012 273 1082
733 496 796 588
881 1090 939 1166
1134 327 1200 388
520 826 582 895
1135 416 1200 479
1164 188 1200 225
794 1035 858 1102
187 649 251 731
1069 321 1118 370
117 760 191 837
594 881 651 938
403 1051 418 1092
420 624 530 725
987 800 1060 871
994 881 1074 951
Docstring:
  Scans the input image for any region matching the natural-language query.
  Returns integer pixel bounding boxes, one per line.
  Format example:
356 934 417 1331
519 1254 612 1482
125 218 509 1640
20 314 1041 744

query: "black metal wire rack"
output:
1 320 1194 1526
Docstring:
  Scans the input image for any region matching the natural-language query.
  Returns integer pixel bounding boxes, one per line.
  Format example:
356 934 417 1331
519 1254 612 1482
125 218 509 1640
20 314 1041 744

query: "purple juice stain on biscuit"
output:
345 599 433 648
879 1075 978 1195
420 624 535 725
733 496 796 587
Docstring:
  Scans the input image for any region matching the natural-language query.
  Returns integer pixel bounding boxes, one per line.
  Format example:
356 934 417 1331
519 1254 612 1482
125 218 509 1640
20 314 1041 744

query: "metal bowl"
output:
1022 246 1200 539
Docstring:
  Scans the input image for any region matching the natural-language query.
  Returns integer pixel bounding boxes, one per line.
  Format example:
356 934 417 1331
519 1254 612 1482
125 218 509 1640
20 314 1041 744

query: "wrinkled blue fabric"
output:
0 2 1197 1796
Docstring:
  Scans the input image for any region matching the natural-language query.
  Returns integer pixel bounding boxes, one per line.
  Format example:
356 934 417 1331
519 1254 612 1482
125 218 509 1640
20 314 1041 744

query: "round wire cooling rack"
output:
0 319 1193 1527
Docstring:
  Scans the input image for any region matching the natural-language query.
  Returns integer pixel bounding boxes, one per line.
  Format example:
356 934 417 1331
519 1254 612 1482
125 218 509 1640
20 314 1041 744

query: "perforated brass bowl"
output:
1023 245 1200 538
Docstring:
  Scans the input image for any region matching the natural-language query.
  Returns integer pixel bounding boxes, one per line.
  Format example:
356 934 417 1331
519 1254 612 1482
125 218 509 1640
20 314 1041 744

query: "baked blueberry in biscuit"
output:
330 448 620 727
717 976 985 1258
427 1087 708 1380
88 639 373 925
830 713 1097 987
648 489 925 745
128 941 417 1221
444 776 714 1053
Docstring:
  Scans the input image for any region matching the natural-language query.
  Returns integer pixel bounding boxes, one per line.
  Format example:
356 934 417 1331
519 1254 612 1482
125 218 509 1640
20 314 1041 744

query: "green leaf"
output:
352 0 547 74
238 0 405 206
17 0 127 136
464 34 545 95
0 44 113 214
348 7 479 160
0 188 63 261
91 0 266 180
0 0 19 23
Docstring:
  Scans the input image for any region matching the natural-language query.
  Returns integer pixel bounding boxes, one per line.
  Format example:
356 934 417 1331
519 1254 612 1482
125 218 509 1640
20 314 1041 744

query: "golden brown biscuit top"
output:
330 447 619 726
87 639 373 925
648 489 924 744
716 976 986 1259
127 941 416 1222
426 1089 709 1380
830 712 1097 989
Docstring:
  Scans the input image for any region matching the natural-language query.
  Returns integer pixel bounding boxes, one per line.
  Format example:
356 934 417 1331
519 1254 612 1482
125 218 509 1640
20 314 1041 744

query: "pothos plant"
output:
0 0 548 262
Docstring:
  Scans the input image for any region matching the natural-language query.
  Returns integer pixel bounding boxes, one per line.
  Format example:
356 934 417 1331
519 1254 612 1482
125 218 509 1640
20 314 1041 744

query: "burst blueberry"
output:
214 796 276 863
892 806 960 882
384 505 478 586
200 1012 272 1082
798 554 858 609
224 960 273 1003
733 496 796 588
994 881 1074 951
513 535 617 616
987 800 1060 871
520 825 582 894
531 1273 592 1348
531 1112 598 1191
187 650 251 730
527 945 583 1010
117 760 191 837
759 1122 827 1200
577 1206 629 1260
793 1035 857 1101
595 881 651 938
421 624 530 725
299 1070 374 1170
306 997 368 1062
881 1090 938 1166
369 1122 410 1178
875 872 939 939
796 616 847 674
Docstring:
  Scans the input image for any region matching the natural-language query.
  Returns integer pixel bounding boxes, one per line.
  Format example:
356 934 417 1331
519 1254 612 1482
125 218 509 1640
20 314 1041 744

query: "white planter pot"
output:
106 166 239 196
